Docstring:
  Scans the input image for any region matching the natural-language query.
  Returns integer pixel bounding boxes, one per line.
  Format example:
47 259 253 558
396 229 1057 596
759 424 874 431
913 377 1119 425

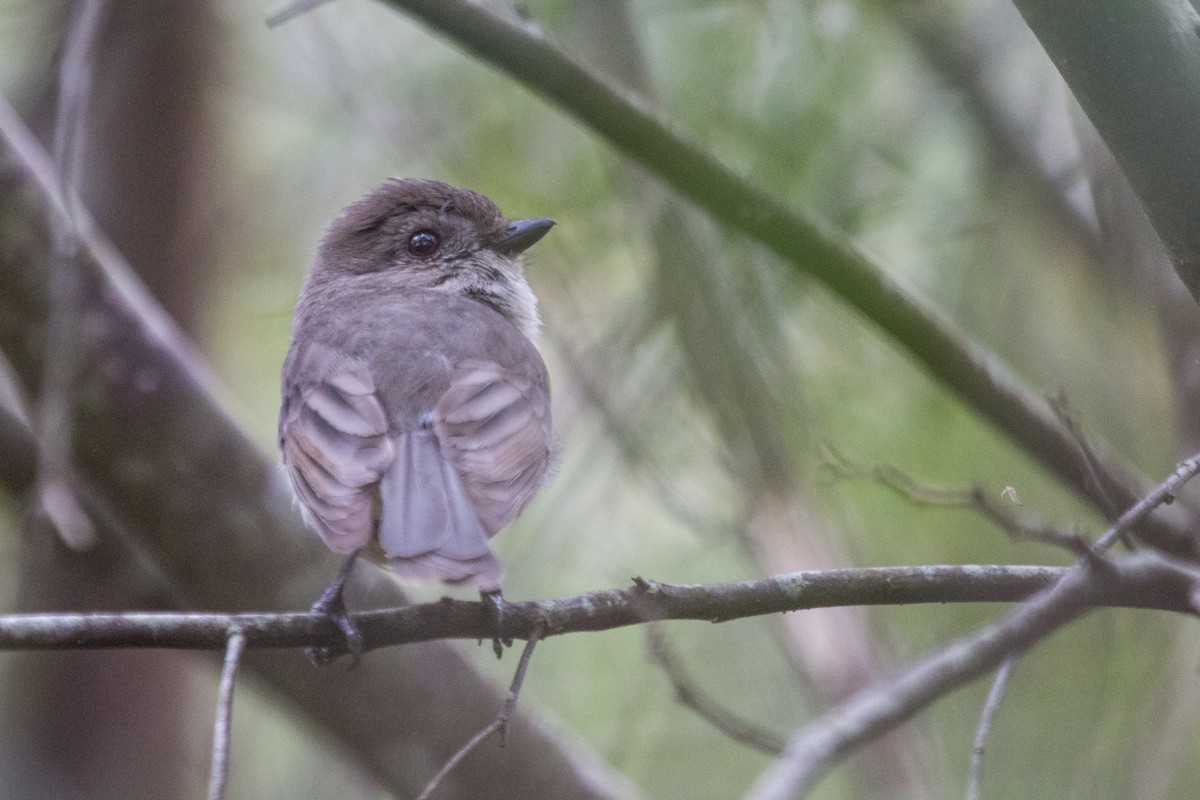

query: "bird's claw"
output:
307 553 363 668
482 590 511 659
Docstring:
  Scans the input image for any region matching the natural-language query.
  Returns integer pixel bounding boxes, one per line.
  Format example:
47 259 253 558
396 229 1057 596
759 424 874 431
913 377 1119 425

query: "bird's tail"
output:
375 428 504 592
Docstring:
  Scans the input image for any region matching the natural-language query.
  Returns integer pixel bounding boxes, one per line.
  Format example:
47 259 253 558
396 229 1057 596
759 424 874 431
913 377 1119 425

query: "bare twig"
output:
821 445 1089 554
1051 396 1121 523
416 623 546 800
414 720 500 800
647 625 785 756
741 451 1200 800
742 567 1089 800
34 0 108 550
498 622 544 745
207 630 247 800
965 654 1021 800
1092 451 1200 553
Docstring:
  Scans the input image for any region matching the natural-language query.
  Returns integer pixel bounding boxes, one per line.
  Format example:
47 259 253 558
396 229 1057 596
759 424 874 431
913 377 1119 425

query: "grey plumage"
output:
279 179 553 592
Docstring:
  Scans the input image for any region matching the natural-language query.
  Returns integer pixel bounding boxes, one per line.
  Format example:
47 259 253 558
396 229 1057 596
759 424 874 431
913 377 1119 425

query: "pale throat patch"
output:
504 275 542 344
469 250 542 344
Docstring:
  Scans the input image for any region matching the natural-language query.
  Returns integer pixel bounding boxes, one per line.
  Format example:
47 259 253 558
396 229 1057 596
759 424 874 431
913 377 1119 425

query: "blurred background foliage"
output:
0 0 1197 798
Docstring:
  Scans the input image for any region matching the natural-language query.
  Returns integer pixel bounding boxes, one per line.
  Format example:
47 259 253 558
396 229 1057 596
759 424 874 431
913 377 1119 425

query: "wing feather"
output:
281 346 548 593
434 360 552 535
280 360 393 553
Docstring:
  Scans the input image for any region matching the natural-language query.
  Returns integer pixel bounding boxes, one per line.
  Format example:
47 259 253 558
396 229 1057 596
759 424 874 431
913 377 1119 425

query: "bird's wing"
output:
284 345 549 592
280 359 394 554
375 359 549 592
433 359 553 535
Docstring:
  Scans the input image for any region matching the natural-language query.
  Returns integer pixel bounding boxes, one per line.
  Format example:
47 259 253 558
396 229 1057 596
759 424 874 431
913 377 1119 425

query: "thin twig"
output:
742 567 1090 800
207 630 247 800
52 0 104 226
965 654 1020 800
1092 451 1200 553
415 623 546 800
820 445 1088 554
34 0 108 550
1051 396 1121 523
498 622 544 744
414 720 500 800
646 625 785 756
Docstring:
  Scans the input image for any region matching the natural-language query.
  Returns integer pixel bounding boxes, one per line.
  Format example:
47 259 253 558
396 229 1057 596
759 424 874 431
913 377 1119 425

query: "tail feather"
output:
385 552 503 591
376 429 501 589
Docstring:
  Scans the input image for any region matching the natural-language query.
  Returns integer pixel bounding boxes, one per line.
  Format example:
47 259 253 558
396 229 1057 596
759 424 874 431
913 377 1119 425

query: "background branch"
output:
646 625 787 756
34 0 106 549
966 654 1021 800
821 445 1090 553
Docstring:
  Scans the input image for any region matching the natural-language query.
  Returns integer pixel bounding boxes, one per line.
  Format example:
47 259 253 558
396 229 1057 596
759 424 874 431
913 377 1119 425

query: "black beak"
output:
494 217 555 255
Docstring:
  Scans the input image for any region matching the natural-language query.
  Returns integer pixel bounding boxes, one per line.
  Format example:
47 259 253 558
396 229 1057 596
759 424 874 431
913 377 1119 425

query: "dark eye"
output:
407 230 440 257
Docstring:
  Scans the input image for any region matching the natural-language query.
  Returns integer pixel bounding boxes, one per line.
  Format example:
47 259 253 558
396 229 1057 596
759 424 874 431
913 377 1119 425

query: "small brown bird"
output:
279 179 554 655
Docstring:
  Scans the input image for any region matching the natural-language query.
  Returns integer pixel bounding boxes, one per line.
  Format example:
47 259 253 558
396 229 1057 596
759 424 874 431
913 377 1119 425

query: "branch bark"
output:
0 559 1190 654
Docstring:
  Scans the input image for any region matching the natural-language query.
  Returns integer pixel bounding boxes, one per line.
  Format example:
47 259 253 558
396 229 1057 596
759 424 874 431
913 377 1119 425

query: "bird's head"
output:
314 178 554 341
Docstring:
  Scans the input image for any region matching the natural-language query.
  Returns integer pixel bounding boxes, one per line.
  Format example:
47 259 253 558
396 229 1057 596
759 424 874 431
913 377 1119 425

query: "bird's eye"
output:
407 230 440 258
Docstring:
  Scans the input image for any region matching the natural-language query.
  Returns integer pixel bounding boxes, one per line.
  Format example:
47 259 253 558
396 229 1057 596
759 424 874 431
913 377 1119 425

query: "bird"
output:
279 178 555 661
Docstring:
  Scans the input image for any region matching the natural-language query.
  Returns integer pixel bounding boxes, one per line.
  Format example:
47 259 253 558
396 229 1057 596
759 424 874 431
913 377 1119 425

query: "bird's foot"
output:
482 589 512 659
307 552 363 668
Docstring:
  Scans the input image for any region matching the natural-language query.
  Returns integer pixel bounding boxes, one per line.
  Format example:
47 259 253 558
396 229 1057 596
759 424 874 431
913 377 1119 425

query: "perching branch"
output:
372 0 1200 559
0 558 1191 656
